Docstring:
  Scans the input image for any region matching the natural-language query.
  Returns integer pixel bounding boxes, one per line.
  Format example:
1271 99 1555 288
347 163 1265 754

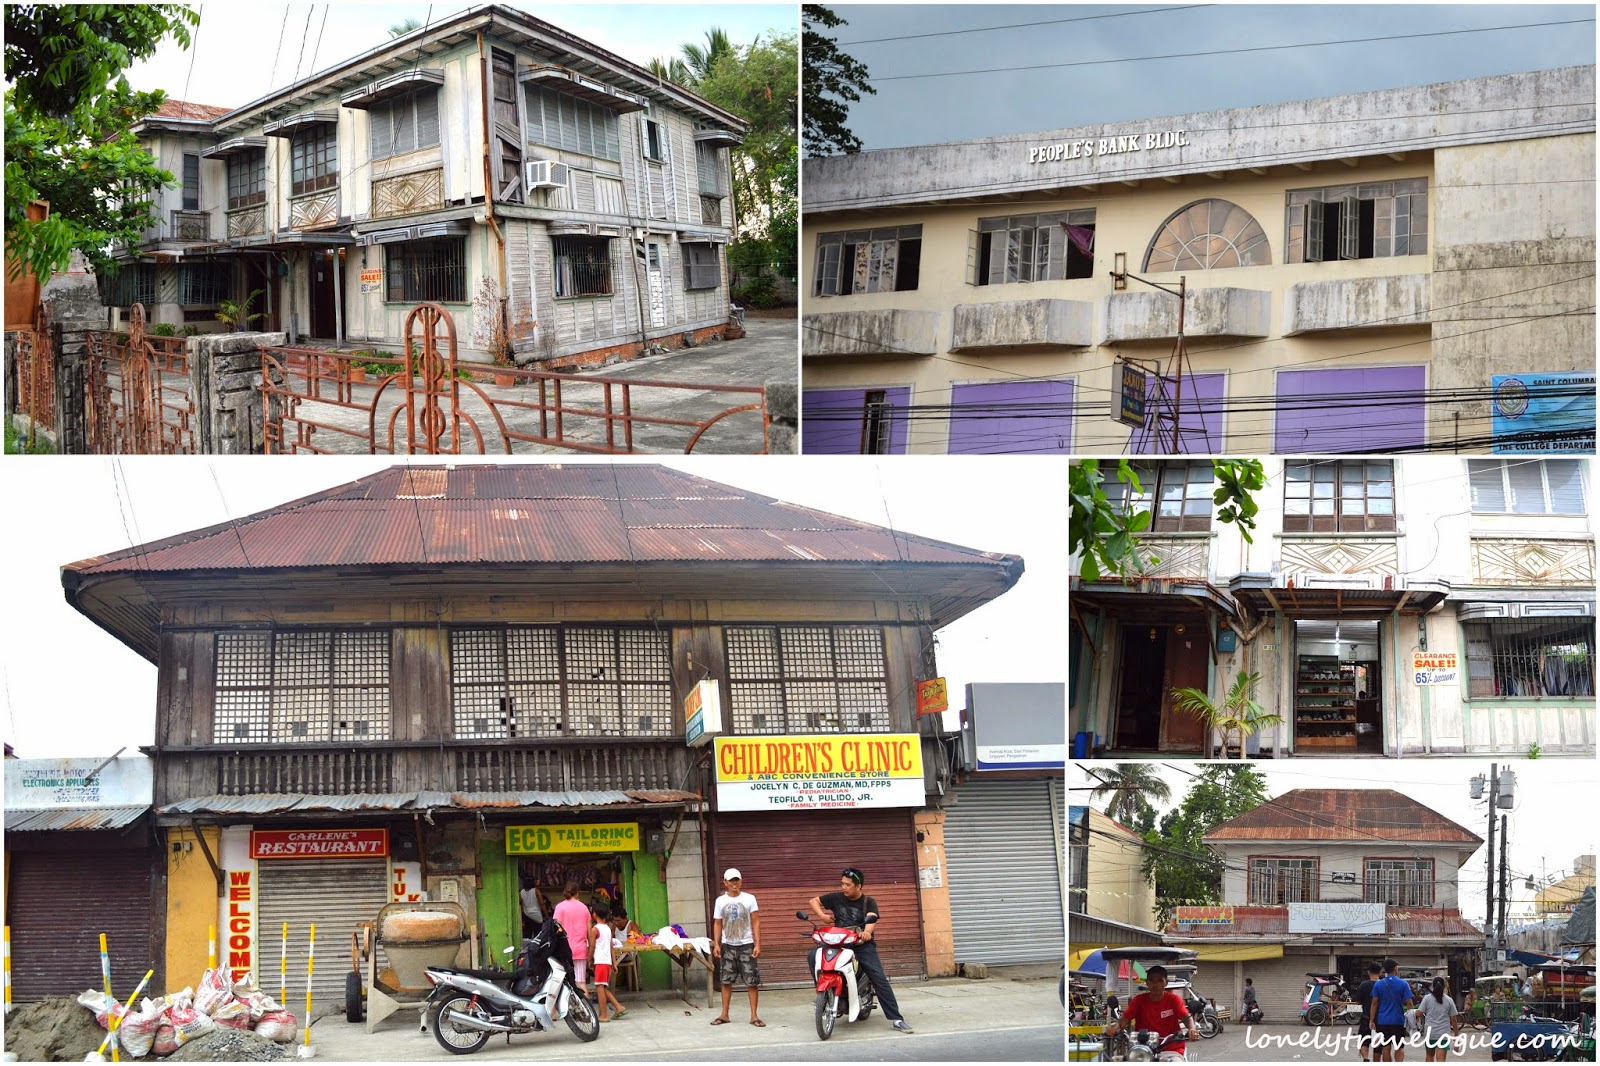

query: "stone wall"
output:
764 379 797 454
42 269 109 453
188 331 286 454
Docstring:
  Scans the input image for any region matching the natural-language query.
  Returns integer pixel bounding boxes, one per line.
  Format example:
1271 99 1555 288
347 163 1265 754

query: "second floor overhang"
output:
1230 574 1450 619
1165 903 1484 942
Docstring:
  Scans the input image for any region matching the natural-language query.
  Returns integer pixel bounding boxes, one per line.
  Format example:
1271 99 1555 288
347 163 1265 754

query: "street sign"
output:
1118 363 1148 427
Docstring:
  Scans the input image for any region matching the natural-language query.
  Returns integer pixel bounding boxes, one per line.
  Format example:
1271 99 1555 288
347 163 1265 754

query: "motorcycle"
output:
1114 1028 1189 1062
1241 1001 1264 1025
1301 972 1363 1026
796 909 876 1040
421 917 599 1055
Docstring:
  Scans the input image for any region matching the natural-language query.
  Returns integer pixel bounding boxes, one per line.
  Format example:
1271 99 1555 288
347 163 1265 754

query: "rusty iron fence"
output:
9 326 56 437
261 301 769 455
83 304 196 454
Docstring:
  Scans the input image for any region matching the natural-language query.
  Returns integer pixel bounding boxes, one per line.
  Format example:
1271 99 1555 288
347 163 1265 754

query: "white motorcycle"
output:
421 918 599 1054
797 910 876 1040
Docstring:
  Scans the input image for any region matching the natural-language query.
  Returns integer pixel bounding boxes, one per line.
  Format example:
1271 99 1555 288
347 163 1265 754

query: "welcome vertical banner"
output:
218 826 256 983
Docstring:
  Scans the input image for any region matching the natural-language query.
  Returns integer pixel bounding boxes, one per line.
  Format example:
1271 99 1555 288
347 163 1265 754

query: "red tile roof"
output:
64 464 1024 574
1205 789 1482 846
152 98 231 120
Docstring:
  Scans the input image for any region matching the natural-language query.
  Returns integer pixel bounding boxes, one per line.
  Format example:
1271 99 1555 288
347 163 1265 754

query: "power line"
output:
840 5 1214 46
871 18 1596 83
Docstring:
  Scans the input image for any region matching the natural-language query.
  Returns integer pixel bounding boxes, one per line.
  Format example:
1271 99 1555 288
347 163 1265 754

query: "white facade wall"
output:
1215 841 1473 911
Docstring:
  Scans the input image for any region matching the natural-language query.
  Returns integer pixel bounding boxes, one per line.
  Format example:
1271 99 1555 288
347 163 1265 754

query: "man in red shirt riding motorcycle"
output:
1104 965 1201 1061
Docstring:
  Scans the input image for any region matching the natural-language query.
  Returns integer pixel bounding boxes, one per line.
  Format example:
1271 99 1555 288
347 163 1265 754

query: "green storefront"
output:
477 819 675 990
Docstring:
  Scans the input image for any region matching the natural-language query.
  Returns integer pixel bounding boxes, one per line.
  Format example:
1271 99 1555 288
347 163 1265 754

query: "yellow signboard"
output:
506 822 640 855
713 734 924 812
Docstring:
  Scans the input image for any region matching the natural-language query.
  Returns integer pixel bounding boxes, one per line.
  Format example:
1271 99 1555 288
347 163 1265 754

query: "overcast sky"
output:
1069 761 1599 925
123 2 796 111
823 4 1596 150
0 455 1064 760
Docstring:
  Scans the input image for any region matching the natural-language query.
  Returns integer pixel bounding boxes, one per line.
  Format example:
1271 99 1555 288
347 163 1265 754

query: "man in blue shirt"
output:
1368 958 1415 1062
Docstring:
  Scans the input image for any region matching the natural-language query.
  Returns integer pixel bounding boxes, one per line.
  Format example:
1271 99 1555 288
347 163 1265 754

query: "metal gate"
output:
712 809 923 986
946 779 1066 965
84 304 195 453
10 324 55 435
6 849 157 1003
256 857 390 1005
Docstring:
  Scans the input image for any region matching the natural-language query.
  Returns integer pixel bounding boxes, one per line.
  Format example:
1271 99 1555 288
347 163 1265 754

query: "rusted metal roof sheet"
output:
158 790 698 817
1206 789 1483 845
1166 906 1484 938
7 805 148 832
66 465 1018 575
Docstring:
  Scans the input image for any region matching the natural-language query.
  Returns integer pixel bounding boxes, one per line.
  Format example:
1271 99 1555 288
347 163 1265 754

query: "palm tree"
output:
680 27 734 85
1171 671 1285 759
388 18 422 38
647 56 692 85
1087 763 1172 827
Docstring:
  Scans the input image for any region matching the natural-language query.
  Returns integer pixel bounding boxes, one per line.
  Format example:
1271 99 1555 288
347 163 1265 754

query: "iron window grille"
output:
553 235 614 298
385 237 465 303
524 84 621 161
449 626 674 739
179 262 231 306
861 390 893 454
1117 461 1214 532
227 151 266 210
682 242 720 291
370 89 441 160
723 625 891 735
1145 199 1271 271
1464 618 1594 699
97 263 157 308
182 153 200 211
1364 859 1434 907
1468 459 1586 515
969 210 1095 285
290 125 338 195
1284 459 1396 533
1248 857 1318 904
814 226 922 296
213 630 392 743
1286 179 1428 263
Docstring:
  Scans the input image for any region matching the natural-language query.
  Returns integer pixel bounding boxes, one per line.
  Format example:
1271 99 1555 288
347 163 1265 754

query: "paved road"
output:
306 965 1064 1062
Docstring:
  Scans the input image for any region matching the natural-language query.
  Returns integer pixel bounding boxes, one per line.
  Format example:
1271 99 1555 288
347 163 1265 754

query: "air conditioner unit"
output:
525 160 570 190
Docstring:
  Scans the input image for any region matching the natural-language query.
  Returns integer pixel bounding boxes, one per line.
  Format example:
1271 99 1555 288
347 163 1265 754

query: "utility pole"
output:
1472 765 1516 973
1105 267 1204 452
1498 813 1510 955
1485 764 1497 943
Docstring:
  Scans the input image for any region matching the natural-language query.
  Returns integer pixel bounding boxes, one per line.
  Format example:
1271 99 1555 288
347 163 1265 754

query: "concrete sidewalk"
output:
305 964 1063 1061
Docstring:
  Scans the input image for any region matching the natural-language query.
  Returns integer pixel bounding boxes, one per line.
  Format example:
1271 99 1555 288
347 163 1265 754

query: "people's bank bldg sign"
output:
1029 128 1190 164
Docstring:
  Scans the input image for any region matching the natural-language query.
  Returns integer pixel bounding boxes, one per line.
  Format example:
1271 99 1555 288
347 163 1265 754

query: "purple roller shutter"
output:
1129 373 1225 454
801 388 910 454
1275 366 1425 453
947 379 1072 454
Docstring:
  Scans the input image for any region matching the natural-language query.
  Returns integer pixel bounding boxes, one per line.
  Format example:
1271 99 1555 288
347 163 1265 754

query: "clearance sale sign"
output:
713 734 924 812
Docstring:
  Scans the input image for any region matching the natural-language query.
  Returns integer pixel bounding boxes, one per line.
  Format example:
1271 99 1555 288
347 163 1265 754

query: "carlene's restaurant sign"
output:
1029 129 1190 164
714 734 924 812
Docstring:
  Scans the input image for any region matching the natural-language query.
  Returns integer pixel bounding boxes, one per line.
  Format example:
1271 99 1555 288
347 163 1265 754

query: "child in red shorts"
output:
589 901 624 1022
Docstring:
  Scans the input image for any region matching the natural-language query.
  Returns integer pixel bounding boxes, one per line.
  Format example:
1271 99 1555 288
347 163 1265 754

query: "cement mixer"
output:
347 901 475 1033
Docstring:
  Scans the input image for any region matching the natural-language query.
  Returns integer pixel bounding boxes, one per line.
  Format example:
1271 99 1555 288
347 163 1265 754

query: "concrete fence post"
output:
763 379 798 454
188 331 287 454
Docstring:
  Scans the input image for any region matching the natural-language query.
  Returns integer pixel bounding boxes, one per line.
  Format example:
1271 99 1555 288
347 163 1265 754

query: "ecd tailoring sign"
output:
714 734 924 812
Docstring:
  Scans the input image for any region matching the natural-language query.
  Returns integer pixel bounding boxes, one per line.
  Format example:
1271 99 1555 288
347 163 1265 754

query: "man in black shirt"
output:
1356 962 1382 1062
808 866 914 1033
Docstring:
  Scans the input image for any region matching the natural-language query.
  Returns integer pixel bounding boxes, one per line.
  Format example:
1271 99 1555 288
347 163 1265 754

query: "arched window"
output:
1144 199 1270 272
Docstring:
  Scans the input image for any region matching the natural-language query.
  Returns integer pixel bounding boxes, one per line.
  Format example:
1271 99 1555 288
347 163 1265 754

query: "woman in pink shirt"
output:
552 881 592 993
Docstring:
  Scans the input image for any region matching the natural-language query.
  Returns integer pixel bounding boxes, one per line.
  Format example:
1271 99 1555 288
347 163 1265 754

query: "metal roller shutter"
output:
7 850 157 1003
713 809 923 986
1247 951 1325 1024
946 778 1066 965
257 857 389 1006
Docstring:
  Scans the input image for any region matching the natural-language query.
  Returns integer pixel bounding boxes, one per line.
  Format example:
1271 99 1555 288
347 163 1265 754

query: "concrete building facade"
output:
1069 456 1596 757
106 4 746 369
800 67 1595 455
1069 805 1159 932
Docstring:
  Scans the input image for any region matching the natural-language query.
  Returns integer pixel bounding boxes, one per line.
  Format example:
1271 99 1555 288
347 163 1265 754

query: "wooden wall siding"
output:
393 626 452 742
289 191 339 229
506 221 535 342
227 206 266 238
372 167 445 218
572 170 596 213
455 741 683 792
218 748 394 795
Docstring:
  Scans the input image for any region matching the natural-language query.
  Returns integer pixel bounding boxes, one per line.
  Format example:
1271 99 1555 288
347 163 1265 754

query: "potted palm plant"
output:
1171 671 1284 759
216 289 266 332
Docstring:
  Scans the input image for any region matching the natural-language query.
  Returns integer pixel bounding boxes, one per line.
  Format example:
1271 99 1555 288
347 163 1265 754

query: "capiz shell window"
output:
724 625 890 734
449 626 674 738
213 630 392 743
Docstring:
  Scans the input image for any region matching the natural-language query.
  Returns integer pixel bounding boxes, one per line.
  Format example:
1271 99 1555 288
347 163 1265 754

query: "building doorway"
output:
308 250 338 339
1114 621 1209 753
244 257 278 333
1292 620 1383 753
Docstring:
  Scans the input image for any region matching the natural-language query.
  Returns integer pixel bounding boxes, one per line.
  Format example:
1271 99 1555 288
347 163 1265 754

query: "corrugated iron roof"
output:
7 805 149 832
1205 789 1483 845
65 465 1019 575
153 98 231 120
157 789 699 817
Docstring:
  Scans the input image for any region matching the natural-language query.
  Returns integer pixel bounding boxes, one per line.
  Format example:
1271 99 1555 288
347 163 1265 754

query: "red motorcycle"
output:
796 910 876 1040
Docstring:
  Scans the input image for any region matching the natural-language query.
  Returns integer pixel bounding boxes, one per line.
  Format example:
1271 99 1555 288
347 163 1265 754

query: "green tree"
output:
647 56 691 84
1141 764 1270 924
1087 762 1173 828
694 33 798 245
4 4 198 281
388 18 423 38
680 27 735 85
801 5 874 156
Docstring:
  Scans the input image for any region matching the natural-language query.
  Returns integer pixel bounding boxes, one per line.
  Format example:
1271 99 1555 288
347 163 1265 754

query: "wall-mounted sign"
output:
1287 901 1386 934
1030 129 1190 165
1118 363 1148 428
252 828 389 859
359 268 383 295
1412 652 1460 686
684 679 723 748
5 757 152 809
1491 372 1596 454
1173 906 1234 926
506 823 641 855
916 677 948 717
714 734 924 812
1331 871 1358 884
391 860 424 903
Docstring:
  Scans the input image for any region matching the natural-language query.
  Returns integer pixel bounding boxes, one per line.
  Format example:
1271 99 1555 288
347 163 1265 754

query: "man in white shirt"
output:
710 868 763 1027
